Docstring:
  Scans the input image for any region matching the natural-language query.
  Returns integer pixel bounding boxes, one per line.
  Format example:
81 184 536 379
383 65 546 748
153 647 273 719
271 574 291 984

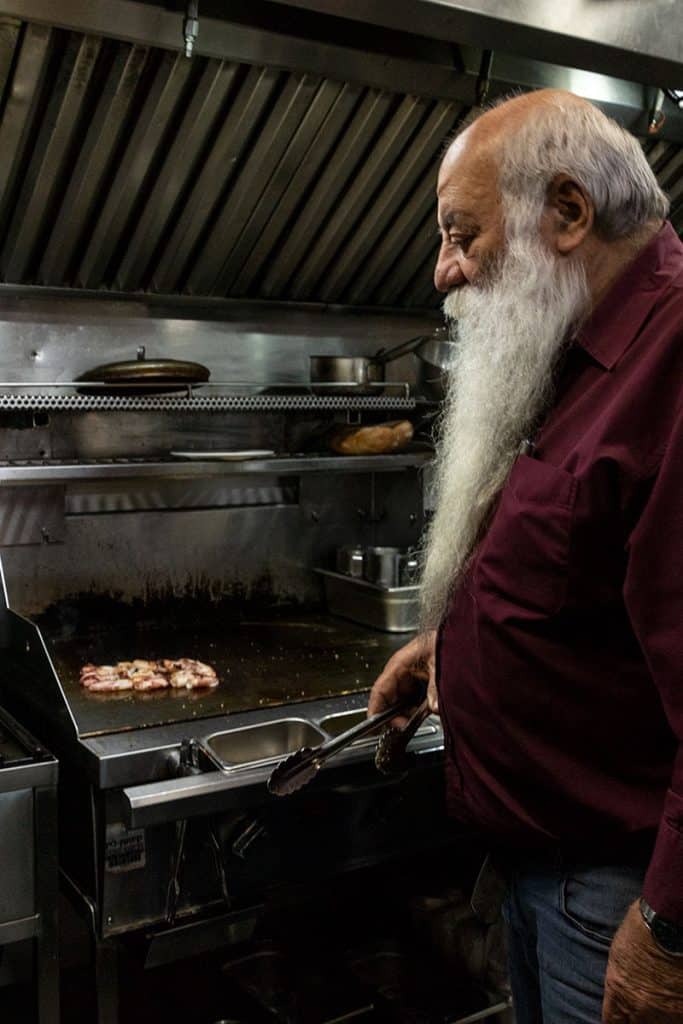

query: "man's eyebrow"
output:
438 210 479 232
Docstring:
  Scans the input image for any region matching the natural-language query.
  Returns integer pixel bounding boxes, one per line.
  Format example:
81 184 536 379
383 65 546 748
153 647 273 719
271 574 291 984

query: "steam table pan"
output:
316 569 419 633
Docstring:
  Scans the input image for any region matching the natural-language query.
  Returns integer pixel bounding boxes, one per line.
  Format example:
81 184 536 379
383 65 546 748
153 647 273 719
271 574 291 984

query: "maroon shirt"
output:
437 222 683 921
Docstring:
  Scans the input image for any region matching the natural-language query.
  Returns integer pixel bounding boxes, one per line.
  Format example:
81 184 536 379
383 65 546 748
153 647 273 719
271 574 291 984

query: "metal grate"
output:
0 392 416 412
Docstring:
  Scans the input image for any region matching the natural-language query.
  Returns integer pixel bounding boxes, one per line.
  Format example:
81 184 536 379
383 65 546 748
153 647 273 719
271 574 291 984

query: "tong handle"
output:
400 698 431 743
310 699 414 767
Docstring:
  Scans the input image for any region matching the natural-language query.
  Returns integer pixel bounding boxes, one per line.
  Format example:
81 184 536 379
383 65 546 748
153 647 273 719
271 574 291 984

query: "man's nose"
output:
434 247 466 293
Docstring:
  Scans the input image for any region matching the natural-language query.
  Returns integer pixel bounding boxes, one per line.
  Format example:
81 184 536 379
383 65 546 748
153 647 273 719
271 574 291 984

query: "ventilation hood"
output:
0 0 681 310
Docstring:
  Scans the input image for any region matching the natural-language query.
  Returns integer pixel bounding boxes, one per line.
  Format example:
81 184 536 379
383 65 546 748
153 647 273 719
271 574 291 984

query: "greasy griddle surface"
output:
45 614 409 738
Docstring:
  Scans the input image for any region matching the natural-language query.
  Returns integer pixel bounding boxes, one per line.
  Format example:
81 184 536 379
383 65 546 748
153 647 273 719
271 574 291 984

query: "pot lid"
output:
75 347 211 394
76 355 210 385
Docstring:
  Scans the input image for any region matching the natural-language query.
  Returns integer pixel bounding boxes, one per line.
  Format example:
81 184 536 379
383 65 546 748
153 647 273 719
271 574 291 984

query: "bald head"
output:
444 89 595 169
434 89 668 297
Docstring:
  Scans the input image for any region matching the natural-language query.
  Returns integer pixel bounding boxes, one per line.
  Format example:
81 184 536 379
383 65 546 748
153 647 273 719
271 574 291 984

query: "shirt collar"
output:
576 221 683 371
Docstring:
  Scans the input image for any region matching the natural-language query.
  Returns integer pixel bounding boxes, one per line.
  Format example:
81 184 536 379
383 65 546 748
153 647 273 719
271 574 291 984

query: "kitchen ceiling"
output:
0 2 681 309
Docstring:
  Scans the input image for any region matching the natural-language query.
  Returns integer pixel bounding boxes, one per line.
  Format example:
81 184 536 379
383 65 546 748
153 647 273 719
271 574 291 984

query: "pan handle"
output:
371 334 428 366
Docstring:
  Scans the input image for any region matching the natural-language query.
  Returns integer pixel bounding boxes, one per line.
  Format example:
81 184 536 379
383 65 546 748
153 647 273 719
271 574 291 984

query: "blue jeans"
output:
501 853 647 1024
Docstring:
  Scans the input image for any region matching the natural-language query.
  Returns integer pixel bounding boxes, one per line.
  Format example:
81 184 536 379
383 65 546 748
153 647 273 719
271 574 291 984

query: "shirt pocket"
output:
474 455 578 617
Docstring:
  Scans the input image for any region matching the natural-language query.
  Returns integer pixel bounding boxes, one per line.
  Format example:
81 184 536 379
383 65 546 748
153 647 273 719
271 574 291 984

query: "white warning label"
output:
105 823 146 872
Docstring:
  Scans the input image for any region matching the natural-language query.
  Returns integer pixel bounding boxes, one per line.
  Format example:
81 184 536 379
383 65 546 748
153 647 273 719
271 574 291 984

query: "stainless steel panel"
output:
348 166 438 305
80 690 419 788
0 298 439 384
270 0 683 84
3 32 102 283
404 263 441 309
188 71 324 295
152 64 281 294
0 18 20 119
0 789 34 923
656 148 683 192
115 58 240 292
0 913 40 944
203 719 326 769
0 8 679 306
375 208 436 307
0 484 65 545
123 768 279 828
260 89 394 299
0 453 430 485
63 479 297 514
39 43 151 286
77 49 193 289
144 909 260 968
216 78 345 296
289 94 432 302
2 504 319 615
0 22 51 246
318 99 459 303
233 81 364 295
0 1 479 102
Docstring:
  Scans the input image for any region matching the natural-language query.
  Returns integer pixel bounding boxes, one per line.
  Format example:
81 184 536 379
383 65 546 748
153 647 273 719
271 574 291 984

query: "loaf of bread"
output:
329 420 414 455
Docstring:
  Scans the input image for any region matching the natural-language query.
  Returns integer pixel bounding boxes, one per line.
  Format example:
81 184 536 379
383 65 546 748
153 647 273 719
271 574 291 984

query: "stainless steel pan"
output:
309 327 456 399
413 326 457 402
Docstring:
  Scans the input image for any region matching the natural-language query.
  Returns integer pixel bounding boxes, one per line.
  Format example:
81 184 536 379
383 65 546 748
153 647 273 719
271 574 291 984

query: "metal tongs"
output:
267 698 420 797
374 697 431 775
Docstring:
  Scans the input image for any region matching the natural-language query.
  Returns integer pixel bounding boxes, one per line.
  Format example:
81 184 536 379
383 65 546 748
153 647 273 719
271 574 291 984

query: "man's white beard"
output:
419 232 591 630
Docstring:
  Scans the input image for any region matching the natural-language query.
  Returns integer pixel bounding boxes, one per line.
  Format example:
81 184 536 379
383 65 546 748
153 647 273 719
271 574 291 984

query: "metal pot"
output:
309 327 456 400
308 355 385 395
309 333 427 395
413 326 457 403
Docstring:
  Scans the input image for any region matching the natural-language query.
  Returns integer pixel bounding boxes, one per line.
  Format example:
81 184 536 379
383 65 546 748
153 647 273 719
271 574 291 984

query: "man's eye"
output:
450 234 474 251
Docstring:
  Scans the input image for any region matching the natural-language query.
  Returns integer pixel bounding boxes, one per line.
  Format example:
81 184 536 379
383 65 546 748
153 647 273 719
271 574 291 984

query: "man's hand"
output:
367 631 437 727
603 900 683 1022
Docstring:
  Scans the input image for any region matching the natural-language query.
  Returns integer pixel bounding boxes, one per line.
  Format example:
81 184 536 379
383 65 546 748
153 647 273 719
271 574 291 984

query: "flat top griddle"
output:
43 614 409 738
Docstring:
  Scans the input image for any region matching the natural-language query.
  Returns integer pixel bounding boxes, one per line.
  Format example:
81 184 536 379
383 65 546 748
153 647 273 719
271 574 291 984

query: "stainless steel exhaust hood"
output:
0 0 680 308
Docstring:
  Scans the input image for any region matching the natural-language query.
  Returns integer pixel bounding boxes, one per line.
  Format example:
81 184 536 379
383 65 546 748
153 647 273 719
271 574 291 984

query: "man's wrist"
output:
639 897 683 956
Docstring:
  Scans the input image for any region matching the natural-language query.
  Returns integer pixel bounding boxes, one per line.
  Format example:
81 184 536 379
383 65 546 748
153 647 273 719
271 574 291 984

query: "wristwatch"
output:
639 897 683 956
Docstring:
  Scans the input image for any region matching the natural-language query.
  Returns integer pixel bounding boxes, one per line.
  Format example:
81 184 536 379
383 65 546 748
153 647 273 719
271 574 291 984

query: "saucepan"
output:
309 326 456 400
413 325 457 402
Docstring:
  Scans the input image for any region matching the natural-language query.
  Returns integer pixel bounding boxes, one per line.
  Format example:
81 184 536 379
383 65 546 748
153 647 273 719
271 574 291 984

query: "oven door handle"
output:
123 769 267 828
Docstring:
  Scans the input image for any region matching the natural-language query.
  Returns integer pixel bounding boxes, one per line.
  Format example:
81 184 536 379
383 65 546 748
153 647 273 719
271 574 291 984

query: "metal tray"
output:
316 569 419 633
201 718 326 772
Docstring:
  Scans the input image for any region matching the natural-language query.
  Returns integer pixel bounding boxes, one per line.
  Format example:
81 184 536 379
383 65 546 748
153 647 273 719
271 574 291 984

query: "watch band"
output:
639 897 683 956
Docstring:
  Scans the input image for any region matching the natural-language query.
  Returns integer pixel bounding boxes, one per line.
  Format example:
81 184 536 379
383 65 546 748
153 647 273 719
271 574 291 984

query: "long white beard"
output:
419 233 591 629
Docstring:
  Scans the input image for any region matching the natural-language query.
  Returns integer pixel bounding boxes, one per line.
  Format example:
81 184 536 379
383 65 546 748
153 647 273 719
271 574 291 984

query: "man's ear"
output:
543 174 594 254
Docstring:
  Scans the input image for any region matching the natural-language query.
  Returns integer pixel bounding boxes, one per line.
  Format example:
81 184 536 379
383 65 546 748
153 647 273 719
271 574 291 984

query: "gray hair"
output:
496 95 670 241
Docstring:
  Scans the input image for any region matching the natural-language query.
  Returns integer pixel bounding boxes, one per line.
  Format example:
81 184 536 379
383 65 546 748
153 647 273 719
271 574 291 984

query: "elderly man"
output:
369 89 683 1023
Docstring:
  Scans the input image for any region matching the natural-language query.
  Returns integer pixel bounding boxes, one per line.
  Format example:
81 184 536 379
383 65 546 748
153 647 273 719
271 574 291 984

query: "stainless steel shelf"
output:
0 383 416 413
0 452 433 484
